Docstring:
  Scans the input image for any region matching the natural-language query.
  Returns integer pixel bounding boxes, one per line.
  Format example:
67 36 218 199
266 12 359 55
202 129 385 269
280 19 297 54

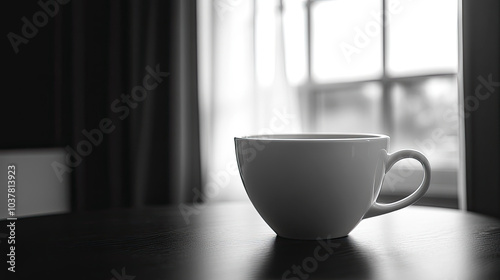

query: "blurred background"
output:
2 0 499 219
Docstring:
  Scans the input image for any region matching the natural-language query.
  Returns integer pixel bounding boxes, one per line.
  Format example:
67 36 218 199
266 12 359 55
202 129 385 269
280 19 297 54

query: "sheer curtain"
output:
198 0 301 201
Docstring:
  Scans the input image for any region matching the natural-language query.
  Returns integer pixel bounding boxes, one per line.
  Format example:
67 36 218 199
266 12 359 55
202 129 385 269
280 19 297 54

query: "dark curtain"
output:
463 0 500 218
3 2 58 148
54 0 201 211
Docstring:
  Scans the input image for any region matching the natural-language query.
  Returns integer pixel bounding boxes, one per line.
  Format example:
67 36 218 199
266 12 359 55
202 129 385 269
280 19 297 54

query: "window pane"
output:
391 76 459 169
387 0 458 76
311 0 383 83
315 83 383 133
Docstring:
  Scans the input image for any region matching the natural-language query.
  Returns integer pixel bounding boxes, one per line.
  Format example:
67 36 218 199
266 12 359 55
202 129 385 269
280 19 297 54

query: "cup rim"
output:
235 133 389 141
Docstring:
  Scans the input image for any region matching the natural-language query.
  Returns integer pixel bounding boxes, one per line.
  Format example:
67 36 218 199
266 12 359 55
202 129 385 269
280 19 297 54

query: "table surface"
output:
2 202 500 280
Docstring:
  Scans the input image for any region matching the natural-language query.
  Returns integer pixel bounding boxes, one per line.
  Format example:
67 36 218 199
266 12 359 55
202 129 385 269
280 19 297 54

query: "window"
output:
280 0 460 206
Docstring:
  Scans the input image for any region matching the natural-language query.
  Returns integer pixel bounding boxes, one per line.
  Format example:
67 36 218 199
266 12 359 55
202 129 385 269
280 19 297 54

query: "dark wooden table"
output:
2 202 500 280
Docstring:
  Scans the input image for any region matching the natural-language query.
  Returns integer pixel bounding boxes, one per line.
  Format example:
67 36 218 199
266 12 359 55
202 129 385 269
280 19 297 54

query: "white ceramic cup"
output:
235 134 431 240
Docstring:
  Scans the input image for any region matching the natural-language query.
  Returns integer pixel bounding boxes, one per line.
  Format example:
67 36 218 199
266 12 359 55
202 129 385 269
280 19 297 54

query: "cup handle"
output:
364 149 431 219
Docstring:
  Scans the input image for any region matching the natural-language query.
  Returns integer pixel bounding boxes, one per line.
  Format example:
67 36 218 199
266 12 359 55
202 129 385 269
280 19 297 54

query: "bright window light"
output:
311 0 383 83
387 0 458 76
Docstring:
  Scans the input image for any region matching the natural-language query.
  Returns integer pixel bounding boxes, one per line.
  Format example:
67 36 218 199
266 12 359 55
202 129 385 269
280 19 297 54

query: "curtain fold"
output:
56 0 201 211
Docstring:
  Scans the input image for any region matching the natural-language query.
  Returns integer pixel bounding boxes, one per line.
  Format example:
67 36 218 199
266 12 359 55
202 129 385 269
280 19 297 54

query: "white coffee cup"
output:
235 134 431 240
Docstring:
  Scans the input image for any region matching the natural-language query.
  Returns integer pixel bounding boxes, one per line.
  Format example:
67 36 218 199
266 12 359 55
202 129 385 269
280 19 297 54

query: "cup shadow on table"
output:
255 235 374 279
